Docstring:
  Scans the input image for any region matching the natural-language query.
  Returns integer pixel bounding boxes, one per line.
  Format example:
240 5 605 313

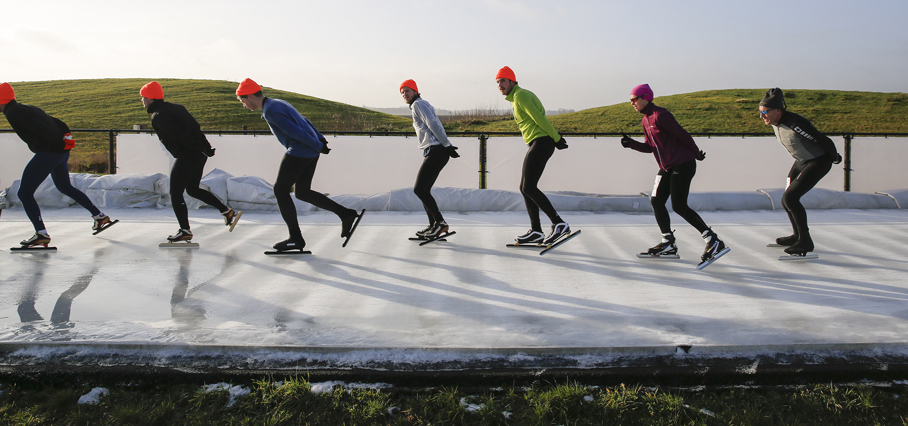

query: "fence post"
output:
843 135 853 192
108 130 117 174
478 134 488 189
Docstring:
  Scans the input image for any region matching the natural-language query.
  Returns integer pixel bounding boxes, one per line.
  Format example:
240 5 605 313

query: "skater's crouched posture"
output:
0 82 115 248
236 78 360 252
400 79 459 241
621 84 729 269
140 81 241 244
759 88 841 255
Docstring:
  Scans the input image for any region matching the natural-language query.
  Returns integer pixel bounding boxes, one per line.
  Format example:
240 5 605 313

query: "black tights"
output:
170 152 228 230
413 145 450 225
520 137 560 232
274 154 353 240
782 157 832 236
651 160 709 235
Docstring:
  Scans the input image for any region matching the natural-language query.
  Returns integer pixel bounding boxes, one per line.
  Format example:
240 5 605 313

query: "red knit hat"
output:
495 66 516 82
139 81 164 99
400 79 418 93
0 82 15 105
236 78 262 96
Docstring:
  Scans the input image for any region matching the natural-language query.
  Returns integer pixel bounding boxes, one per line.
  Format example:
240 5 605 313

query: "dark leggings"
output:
274 154 353 239
651 160 709 235
520 137 560 232
170 152 228 230
413 145 450 224
18 151 101 232
782 157 832 235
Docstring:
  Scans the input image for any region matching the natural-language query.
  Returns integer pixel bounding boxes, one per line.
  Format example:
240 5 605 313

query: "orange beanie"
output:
0 82 15 105
139 81 164 99
236 78 262 96
400 79 418 93
495 66 516 82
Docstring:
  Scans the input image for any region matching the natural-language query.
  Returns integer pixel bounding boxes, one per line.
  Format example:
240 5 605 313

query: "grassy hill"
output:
447 89 908 135
0 78 412 132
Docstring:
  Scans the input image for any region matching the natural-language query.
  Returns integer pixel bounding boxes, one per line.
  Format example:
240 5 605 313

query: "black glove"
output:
620 133 633 148
446 145 460 158
832 153 842 164
204 147 216 157
321 141 331 154
554 137 568 150
697 150 706 161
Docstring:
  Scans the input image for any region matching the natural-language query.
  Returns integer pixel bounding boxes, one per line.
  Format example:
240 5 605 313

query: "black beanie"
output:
760 88 785 110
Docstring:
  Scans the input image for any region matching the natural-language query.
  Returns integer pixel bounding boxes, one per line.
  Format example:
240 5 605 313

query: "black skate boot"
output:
424 221 449 240
697 229 730 270
273 236 305 251
415 224 434 239
775 234 798 246
784 233 814 255
543 222 571 246
91 214 119 235
21 232 51 248
167 229 193 242
515 229 545 245
222 208 242 232
640 232 678 257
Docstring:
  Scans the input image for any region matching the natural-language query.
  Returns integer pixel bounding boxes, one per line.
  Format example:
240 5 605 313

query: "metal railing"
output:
3 128 908 192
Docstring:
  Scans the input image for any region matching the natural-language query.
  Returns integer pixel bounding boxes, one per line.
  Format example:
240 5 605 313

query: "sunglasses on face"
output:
630 97 642 103
759 109 774 115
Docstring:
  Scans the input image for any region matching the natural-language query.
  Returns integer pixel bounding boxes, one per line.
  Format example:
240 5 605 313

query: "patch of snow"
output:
201 383 249 407
77 387 109 405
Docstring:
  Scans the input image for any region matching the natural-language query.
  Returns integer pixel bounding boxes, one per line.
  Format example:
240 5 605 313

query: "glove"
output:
697 150 706 161
321 141 331 154
832 153 842 164
554 137 568 150
204 147 216 157
446 145 460 158
620 134 633 148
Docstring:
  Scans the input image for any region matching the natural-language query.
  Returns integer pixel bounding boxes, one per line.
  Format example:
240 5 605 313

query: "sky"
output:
2 0 907 112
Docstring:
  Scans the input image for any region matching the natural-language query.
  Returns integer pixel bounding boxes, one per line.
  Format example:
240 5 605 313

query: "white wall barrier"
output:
2 133 908 211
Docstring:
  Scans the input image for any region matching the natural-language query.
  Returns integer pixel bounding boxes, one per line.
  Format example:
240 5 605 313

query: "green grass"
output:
0 78 411 133
2 81 906 173
450 89 908 135
2 378 907 425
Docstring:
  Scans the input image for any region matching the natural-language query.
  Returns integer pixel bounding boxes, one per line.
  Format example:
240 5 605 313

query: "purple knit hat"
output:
630 84 654 101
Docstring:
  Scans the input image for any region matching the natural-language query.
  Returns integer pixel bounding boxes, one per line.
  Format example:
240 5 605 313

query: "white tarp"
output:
0 169 903 212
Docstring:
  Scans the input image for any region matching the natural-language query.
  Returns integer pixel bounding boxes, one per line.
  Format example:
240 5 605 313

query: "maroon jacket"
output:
625 102 701 171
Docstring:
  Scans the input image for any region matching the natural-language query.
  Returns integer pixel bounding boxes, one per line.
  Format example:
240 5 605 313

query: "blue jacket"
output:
262 98 325 158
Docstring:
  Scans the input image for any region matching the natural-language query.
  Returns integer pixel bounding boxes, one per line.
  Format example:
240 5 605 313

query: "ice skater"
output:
140 81 241 245
235 78 363 253
400 79 459 241
759 88 841 257
495 66 571 246
0 82 116 249
620 84 729 269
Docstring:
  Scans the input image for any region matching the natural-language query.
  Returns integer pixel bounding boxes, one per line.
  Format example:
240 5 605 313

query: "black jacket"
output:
2 100 71 153
147 99 213 158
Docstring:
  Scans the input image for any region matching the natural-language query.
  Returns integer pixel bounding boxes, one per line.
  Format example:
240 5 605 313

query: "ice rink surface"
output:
1 207 908 369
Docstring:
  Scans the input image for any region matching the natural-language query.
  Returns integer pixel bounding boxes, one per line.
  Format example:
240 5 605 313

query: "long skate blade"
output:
766 243 786 248
636 253 680 259
696 247 731 270
540 230 581 256
506 242 545 248
92 219 120 235
228 211 243 232
779 253 819 261
419 231 456 246
265 250 312 256
11 246 57 252
342 209 366 248
159 242 200 248
409 237 446 242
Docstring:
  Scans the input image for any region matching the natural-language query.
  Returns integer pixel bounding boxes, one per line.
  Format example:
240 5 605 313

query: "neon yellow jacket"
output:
505 85 561 144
